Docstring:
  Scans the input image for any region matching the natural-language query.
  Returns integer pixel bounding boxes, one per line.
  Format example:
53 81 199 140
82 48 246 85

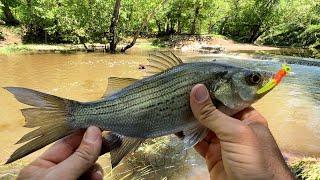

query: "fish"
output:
4 52 274 167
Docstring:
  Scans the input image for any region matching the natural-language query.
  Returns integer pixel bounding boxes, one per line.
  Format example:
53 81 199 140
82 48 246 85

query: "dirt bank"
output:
198 35 279 52
0 26 22 46
154 34 279 52
0 27 280 54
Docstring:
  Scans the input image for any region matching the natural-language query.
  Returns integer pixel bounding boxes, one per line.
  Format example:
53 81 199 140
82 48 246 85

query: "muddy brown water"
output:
0 49 320 179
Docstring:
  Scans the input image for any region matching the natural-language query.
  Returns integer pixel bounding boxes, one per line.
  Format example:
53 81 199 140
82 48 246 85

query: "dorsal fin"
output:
103 77 139 98
145 51 183 76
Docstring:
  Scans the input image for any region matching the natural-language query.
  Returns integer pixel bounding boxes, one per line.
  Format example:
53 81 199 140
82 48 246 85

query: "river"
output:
0 48 320 179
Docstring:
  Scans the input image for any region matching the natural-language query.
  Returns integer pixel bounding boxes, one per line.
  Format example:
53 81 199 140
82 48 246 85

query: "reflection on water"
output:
0 50 320 179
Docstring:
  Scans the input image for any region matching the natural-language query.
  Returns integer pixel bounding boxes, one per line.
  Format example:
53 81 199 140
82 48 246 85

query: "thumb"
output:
190 84 249 141
52 126 102 179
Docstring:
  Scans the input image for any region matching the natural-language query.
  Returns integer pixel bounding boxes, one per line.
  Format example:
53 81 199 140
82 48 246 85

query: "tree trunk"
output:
109 0 121 54
177 20 182 34
170 19 174 34
176 4 182 34
121 0 168 53
165 20 170 34
249 24 262 43
156 19 162 33
1 0 19 25
190 3 200 34
26 0 33 29
219 17 228 35
125 4 133 35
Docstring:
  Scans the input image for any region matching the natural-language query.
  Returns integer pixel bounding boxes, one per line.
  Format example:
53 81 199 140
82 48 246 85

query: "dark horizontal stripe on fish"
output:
88 68 198 109
78 76 210 117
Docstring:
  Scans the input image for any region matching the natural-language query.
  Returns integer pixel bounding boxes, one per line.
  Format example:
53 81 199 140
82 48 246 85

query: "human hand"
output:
190 84 294 180
17 126 103 180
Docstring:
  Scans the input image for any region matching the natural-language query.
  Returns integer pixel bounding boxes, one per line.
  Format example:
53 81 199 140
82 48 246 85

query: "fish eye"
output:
246 72 262 86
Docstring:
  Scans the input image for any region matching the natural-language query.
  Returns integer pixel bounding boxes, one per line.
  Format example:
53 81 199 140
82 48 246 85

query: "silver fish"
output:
4 52 274 167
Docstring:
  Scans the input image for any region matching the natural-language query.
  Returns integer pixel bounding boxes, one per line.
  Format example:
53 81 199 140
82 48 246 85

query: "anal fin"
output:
107 133 144 168
182 124 208 149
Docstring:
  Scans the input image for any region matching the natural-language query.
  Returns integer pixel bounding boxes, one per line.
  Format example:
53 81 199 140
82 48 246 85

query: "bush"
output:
300 25 320 48
258 24 320 49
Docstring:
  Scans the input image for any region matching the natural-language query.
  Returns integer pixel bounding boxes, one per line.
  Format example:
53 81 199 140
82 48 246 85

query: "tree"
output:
0 0 317 49
109 0 121 53
190 0 200 34
121 0 169 52
1 0 20 25
221 0 279 43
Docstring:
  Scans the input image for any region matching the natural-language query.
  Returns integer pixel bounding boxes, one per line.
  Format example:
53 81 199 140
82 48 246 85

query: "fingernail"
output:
195 85 209 103
84 126 100 143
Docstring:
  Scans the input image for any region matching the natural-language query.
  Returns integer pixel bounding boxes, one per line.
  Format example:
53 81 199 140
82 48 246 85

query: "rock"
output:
180 43 224 54
199 45 224 53
0 20 6 25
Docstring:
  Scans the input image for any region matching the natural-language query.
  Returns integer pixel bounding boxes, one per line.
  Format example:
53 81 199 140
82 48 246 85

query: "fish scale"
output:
70 62 233 138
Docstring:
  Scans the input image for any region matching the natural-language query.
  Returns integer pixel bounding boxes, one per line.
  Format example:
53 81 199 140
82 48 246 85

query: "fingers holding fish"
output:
194 131 219 157
190 84 253 143
36 130 85 166
51 126 102 179
205 143 222 173
233 107 268 127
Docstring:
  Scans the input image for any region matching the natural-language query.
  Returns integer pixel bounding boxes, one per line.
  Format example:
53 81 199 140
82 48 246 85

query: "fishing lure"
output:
257 64 292 94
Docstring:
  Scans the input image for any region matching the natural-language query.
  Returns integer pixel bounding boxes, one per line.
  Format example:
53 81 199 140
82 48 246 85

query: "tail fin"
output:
4 87 78 164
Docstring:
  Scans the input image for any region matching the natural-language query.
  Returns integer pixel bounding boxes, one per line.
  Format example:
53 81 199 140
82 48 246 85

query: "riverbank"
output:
1 37 319 59
0 34 278 55
1 26 319 59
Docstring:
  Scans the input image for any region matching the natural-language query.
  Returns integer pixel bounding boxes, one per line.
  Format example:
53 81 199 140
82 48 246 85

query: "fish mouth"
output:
256 72 276 95
257 64 292 95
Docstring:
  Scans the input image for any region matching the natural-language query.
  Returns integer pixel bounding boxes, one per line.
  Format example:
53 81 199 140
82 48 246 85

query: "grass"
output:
0 44 79 55
0 42 161 55
135 42 162 50
0 44 37 54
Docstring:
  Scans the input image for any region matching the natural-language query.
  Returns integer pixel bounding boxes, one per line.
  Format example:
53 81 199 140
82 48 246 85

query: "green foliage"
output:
258 0 320 48
0 0 318 48
221 0 279 42
1 0 20 8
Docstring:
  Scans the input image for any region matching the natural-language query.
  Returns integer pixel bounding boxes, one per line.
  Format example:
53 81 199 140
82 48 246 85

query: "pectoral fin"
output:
182 124 208 149
107 133 144 168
